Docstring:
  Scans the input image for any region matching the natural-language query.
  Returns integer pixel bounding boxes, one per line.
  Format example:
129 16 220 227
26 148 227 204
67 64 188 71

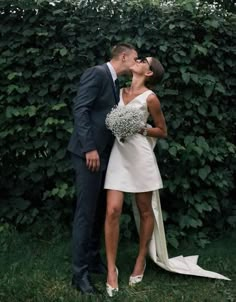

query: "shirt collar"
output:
106 62 117 82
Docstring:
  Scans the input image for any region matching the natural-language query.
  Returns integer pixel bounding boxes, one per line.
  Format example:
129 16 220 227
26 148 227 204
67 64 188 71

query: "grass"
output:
0 229 235 302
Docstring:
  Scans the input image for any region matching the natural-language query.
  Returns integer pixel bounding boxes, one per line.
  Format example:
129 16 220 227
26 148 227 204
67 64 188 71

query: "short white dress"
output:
104 89 163 192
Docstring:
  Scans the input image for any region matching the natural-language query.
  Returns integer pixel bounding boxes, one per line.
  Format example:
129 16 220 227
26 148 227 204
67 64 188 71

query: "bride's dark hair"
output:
145 58 164 89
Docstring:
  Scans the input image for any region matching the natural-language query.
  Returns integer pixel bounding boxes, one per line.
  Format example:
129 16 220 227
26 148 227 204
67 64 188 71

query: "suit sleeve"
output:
73 67 102 153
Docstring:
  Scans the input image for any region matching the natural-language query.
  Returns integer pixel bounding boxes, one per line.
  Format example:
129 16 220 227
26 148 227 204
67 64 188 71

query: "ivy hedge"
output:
0 0 235 247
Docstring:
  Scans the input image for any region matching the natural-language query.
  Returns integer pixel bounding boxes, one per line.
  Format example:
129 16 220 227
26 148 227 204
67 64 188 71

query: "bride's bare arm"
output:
140 93 167 138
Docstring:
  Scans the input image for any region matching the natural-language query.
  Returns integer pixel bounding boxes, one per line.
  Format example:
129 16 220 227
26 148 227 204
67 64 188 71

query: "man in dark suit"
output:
68 43 138 294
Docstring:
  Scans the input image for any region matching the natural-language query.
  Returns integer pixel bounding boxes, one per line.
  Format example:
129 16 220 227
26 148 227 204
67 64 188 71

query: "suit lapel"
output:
103 64 119 103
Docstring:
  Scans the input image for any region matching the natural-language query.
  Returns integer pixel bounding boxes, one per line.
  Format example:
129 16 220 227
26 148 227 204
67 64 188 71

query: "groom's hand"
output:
85 150 100 172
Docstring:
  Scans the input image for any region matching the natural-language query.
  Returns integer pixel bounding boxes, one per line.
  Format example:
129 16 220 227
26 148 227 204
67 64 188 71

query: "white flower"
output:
105 105 145 142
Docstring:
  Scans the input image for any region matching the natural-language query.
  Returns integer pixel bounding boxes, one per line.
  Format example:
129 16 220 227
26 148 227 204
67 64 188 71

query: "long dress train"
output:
132 136 230 281
132 190 230 280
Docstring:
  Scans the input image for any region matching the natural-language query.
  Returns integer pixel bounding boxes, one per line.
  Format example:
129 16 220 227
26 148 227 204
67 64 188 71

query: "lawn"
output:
0 229 235 302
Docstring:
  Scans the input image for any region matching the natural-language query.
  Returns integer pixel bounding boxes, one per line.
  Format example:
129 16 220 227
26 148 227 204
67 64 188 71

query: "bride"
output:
104 56 229 297
104 56 167 297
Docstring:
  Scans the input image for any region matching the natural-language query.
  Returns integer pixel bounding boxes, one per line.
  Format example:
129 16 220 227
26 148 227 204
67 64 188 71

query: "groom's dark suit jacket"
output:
68 63 119 162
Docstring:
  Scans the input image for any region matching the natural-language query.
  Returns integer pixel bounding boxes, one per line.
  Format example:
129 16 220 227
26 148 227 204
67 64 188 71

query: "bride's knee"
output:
106 206 122 220
139 209 153 220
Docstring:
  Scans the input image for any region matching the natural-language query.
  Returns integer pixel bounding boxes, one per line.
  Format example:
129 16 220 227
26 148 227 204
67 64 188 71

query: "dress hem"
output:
104 186 163 193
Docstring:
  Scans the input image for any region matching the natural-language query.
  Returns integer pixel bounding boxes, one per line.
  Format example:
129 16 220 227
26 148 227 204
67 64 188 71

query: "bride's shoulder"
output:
146 91 160 103
145 89 156 98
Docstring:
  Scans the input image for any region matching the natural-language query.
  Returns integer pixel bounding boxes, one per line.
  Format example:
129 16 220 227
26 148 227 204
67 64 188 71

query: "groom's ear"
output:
121 52 126 62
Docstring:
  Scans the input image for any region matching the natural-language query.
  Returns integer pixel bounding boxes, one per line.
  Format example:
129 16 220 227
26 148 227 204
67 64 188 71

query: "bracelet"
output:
142 128 148 136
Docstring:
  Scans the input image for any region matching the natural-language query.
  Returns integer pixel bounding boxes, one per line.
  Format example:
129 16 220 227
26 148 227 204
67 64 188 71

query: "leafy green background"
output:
0 0 235 247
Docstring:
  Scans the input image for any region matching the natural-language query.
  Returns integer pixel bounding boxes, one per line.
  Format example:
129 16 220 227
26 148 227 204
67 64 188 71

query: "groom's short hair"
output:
111 43 136 58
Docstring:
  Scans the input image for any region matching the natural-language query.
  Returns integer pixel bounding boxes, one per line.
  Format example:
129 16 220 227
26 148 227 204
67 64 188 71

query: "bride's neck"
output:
128 75 145 93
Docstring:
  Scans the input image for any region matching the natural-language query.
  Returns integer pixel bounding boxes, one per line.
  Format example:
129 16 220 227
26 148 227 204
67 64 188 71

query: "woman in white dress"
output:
104 56 167 297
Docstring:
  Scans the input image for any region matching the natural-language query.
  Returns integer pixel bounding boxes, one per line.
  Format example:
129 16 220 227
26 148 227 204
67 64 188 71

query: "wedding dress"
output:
104 89 230 281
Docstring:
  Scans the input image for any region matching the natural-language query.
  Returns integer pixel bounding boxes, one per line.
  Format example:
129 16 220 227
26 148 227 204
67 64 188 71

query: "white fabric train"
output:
132 135 230 281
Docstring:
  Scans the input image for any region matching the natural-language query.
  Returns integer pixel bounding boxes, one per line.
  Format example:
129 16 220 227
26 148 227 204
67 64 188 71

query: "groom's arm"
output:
73 67 102 171
73 67 101 153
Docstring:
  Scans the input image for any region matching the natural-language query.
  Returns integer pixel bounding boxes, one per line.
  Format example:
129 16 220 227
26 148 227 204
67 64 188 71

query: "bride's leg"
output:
131 191 154 276
105 189 124 287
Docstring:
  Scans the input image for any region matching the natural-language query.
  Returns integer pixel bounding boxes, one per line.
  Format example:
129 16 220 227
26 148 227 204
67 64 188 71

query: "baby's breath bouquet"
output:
105 105 145 142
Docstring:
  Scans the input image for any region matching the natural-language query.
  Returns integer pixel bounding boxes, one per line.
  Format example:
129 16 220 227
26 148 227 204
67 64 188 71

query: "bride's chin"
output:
129 66 135 72
131 67 141 75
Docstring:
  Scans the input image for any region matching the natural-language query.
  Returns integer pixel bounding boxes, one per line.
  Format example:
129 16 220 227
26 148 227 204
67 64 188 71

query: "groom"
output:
68 43 138 294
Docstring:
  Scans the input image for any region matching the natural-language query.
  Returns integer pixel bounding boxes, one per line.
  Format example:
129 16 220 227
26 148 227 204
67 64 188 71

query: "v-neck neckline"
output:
121 89 149 106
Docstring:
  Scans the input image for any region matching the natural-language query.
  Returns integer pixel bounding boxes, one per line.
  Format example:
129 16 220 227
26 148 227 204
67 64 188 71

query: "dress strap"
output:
143 89 154 98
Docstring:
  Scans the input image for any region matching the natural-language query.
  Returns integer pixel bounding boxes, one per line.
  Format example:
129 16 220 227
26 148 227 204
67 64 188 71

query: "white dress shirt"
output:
106 62 117 83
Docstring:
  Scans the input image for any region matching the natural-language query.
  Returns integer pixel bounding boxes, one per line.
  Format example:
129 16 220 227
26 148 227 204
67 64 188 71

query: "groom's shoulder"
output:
93 63 108 74
83 63 108 77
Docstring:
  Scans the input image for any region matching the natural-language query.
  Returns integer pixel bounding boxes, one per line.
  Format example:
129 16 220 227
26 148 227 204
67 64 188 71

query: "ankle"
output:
137 256 146 265
108 266 117 274
131 259 146 276
107 267 118 287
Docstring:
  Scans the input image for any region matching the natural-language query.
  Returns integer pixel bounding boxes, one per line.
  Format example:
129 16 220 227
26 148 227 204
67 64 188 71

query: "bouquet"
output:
105 105 145 142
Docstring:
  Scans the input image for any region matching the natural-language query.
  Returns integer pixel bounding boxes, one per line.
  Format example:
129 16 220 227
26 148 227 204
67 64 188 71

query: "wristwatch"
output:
142 128 148 136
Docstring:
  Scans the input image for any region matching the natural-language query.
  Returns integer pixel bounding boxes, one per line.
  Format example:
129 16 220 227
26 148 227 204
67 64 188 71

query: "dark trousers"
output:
71 153 107 278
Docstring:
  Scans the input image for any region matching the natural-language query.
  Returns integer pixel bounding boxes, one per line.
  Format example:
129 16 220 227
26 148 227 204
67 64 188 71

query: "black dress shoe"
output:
89 261 107 274
72 274 101 295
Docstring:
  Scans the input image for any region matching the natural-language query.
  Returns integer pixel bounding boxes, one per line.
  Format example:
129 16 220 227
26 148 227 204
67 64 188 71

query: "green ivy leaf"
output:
204 84 215 97
158 139 169 150
160 45 167 52
198 106 207 116
182 73 190 84
52 103 67 111
199 166 211 180
60 48 68 56
169 147 177 157
168 236 179 248
205 20 219 28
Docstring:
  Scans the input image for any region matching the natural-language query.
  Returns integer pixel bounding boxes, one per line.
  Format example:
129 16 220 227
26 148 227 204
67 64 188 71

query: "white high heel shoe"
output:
106 267 119 297
129 263 146 286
